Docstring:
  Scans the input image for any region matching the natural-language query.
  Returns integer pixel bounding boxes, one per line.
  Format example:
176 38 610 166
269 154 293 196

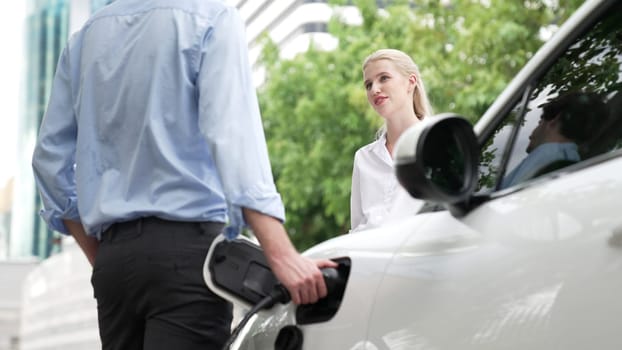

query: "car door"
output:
366 2 622 349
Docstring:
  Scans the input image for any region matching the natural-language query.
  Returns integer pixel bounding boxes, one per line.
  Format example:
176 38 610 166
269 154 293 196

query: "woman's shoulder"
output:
354 138 391 171
355 138 384 155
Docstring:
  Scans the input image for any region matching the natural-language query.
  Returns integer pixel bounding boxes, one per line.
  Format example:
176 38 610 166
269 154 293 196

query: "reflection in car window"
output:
502 91 608 189
479 4 622 192
477 101 523 192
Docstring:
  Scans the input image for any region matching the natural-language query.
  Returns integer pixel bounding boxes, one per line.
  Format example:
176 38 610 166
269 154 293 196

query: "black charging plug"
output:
208 239 347 349
264 284 291 309
222 267 344 350
262 267 341 309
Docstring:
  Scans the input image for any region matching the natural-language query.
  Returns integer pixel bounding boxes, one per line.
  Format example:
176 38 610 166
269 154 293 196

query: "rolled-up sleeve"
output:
32 46 80 234
196 7 285 239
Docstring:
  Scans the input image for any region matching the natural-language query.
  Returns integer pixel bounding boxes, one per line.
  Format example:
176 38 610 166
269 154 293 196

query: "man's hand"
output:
242 208 338 304
63 219 99 266
268 250 337 305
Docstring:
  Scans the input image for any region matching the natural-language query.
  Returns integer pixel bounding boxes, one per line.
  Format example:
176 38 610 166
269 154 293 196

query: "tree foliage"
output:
257 0 582 249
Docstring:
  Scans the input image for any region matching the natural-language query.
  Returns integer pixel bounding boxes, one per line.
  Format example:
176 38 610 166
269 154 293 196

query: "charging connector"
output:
205 238 347 349
221 268 342 350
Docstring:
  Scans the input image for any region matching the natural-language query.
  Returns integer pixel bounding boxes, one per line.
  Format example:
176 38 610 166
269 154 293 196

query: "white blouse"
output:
350 134 422 232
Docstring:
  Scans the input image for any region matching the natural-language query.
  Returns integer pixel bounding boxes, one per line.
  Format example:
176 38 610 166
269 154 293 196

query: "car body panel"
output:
237 157 622 350
366 158 622 349
235 216 433 349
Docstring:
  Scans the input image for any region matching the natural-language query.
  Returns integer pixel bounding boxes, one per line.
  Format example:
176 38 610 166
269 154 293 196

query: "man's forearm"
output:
241 208 297 264
242 207 337 304
63 219 99 267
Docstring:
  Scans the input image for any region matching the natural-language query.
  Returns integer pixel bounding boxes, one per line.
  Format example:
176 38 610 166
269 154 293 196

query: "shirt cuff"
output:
39 197 80 235
223 190 286 240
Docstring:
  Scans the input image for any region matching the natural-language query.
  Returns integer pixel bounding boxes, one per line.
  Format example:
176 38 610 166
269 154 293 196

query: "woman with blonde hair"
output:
350 48 433 232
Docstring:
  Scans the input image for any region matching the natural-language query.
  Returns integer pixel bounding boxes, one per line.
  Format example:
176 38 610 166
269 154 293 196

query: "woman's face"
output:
363 59 415 120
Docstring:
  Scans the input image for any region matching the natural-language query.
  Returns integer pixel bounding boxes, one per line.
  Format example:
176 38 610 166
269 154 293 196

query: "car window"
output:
477 99 524 192
478 3 622 192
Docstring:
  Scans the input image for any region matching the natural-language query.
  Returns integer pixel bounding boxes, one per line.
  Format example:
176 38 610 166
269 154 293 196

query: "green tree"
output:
258 0 582 250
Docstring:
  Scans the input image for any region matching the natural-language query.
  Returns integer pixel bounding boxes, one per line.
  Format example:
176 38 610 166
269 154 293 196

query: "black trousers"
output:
91 217 233 350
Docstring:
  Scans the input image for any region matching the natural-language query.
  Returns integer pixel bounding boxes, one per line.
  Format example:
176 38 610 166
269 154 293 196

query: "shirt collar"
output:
371 133 393 165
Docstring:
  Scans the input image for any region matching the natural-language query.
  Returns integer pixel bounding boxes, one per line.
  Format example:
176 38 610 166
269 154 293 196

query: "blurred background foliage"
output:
256 0 583 249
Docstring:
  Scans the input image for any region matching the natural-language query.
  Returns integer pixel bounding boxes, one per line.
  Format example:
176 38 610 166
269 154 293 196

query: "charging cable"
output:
221 268 340 350
222 284 290 350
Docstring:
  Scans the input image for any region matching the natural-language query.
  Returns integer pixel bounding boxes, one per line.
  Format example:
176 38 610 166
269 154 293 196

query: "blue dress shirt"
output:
32 0 285 239
501 142 580 189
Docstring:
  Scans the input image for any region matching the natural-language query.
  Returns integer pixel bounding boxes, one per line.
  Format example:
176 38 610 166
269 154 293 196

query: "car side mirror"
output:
394 113 480 208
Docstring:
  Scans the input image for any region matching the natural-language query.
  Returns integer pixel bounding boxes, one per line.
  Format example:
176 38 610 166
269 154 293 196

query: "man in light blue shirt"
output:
502 91 607 189
32 1 335 348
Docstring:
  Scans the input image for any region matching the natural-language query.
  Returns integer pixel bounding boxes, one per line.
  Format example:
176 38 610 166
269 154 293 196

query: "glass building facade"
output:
10 0 71 260
10 0 114 260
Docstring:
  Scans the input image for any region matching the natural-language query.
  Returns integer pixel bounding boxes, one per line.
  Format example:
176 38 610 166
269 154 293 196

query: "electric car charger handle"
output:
268 267 342 307
221 266 346 350
320 267 341 295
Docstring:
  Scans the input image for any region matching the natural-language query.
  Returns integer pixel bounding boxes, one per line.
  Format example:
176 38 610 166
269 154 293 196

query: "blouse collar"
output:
371 132 393 166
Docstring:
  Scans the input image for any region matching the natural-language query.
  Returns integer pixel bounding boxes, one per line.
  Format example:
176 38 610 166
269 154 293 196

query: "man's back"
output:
75 1 227 234
34 0 283 237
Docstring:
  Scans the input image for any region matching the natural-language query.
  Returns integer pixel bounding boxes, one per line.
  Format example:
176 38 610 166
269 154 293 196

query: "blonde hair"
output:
363 49 433 121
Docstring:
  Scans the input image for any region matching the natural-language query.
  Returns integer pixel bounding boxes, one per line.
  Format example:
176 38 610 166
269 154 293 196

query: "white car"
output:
209 0 622 348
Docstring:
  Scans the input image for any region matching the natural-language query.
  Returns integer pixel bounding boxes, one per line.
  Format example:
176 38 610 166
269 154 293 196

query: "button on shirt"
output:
32 0 285 239
350 134 422 232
